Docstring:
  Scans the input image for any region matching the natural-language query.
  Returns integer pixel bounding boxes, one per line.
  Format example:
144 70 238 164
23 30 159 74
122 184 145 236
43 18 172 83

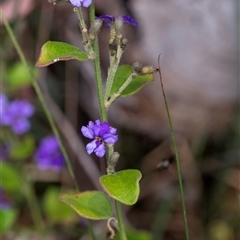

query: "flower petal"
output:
69 0 82 7
98 122 110 137
86 140 97 155
103 133 118 144
82 0 92 7
81 126 94 139
122 15 138 26
94 143 106 157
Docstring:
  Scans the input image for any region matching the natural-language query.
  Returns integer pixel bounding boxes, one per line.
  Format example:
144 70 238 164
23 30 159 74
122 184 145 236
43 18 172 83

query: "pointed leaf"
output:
59 191 112 220
36 41 88 67
100 169 142 205
110 65 153 97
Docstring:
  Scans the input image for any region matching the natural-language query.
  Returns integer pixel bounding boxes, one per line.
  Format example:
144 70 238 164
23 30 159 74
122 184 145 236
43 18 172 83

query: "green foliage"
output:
0 162 22 192
43 187 77 224
0 208 18 234
59 191 112 220
100 169 142 205
7 62 37 90
110 65 154 97
36 41 88 67
126 228 151 240
10 135 35 161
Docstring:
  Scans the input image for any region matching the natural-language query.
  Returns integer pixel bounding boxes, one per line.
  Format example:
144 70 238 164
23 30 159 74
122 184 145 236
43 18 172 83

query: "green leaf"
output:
110 65 154 97
7 62 37 90
0 163 22 192
100 169 142 205
43 187 77 224
0 208 18 234
36 41 88 67
126 228 151 240
59 191 112 220
10 135 35 161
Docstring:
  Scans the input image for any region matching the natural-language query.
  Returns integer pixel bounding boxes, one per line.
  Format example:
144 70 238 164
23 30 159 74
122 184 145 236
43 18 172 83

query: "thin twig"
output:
157 55 190 240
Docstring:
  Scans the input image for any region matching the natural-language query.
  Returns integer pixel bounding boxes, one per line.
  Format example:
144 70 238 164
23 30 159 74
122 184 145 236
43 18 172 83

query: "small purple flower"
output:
1 99 35 135
34 135 65 171
97 15 138 28
69 0 92 7
81 120 118 157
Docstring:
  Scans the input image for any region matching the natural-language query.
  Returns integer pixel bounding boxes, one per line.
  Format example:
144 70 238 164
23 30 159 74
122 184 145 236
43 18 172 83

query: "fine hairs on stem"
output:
157 55 190 240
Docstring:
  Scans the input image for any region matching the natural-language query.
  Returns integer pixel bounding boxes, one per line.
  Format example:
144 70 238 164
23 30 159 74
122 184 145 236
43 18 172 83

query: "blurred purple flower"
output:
0 93 9 125
97 15 138 28
0 97 35 135
81 120 118 157
69 0 92 7
34 135 65 171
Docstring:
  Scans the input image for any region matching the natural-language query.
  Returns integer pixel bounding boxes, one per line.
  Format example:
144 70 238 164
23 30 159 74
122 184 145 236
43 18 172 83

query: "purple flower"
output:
0 98 35 135
34 135 65 171
81 120 118 157
69 0 92 7
97 15 138 28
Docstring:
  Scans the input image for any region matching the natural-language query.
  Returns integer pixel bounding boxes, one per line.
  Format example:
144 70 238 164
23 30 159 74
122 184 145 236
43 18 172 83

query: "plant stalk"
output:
157 55 190 240
2 10 78 191
89 2 107 122
114 200 127 240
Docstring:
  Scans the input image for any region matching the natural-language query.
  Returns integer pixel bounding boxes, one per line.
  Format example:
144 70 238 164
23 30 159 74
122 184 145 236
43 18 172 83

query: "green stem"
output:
114 200 127 240
89 4 127 240
87 219 97 240
158 56 190 240
2 10 78 191
106 73 135 108
22 180 45 231
89 2 107 122
75 7 87 30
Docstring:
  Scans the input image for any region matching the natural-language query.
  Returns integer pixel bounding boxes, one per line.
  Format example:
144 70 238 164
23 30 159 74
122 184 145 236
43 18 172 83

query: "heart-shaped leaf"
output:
59 191 112 220
36 41 88 67
100 169 142 205
110 65 153 97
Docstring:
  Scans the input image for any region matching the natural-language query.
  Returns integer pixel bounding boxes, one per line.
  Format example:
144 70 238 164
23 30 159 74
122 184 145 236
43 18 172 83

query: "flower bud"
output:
114 17 124 40
89 19 103 42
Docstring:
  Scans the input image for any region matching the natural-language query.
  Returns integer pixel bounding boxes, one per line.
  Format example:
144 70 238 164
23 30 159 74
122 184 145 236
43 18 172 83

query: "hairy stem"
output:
114 200 127 240
89 2 107 122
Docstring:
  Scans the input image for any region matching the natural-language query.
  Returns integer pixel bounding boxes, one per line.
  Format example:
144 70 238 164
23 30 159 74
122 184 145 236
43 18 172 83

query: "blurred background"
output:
0 0 239 239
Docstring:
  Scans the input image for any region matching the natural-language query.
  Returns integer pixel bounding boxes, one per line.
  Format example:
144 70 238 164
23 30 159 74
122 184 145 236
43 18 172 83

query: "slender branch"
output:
2 10 78 190
157 55 190 240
